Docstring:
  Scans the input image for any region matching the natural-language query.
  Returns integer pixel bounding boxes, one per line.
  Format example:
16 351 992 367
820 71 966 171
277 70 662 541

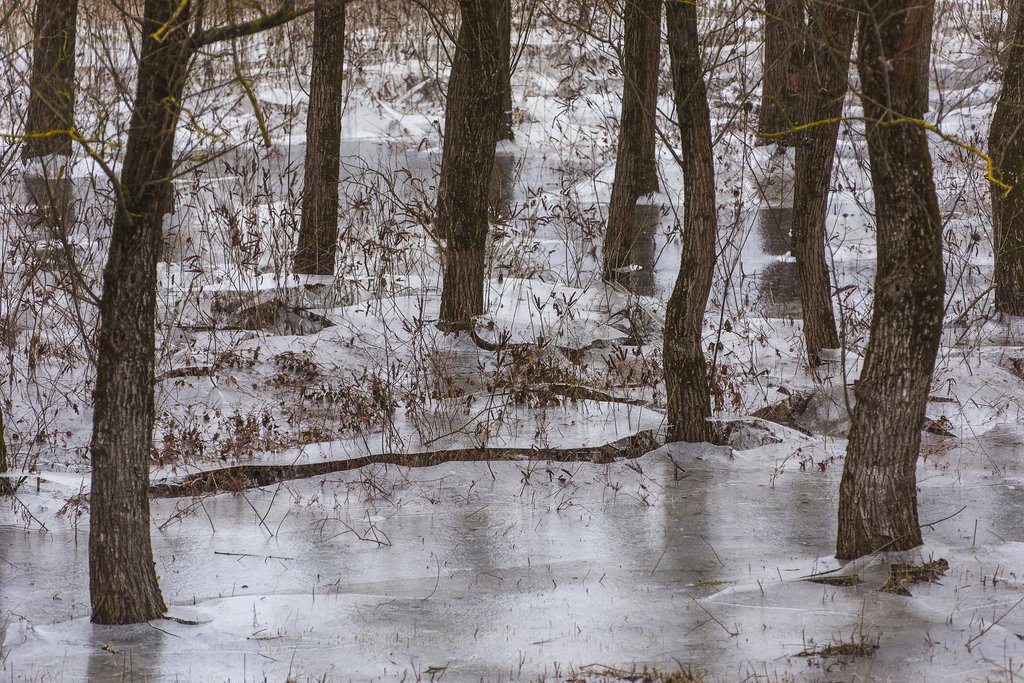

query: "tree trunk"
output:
990 0 1024 315
915 0 934 113
602 0 661 286
836 0 945 560
496 0 514 142
22 0 79 160
0 409 12 496
89 0 196 624
294 0 346 275
663 0 717 443
436 0 503 331
791 0 854 362
758 0 804 144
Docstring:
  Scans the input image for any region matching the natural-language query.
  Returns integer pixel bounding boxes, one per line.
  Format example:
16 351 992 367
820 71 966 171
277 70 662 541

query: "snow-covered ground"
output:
2 0 1024 680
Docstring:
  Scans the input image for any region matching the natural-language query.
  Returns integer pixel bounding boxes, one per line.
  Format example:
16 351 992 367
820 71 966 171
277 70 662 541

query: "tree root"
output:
150 429 661 498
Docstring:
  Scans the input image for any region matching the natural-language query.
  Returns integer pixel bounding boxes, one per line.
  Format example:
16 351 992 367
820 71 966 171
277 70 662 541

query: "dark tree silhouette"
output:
294 0 347 275
602 0 660 286
836 0 945 559
663 0 717 443
990 0 1024 315
436 0 503 331
790 0 855 362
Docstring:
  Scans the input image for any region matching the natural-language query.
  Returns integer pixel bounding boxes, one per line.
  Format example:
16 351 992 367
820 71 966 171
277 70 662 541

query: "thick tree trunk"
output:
758 0 804 144
89 0 196 624
294 0 346 275
496 0 514 142
436 0 503 330
602 0 661 286
663 0 717 443
22 0 79 160
990 0 1024 315
836 0 945 560
791 0 854 361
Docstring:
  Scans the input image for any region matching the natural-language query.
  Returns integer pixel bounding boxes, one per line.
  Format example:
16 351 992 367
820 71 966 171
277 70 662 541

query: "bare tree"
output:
90 0 309 624
602 0 660 286
436 0 503 331
0 410 12 496
89 0 193 624
22 0 79 160
790 0 855 362
836 0 945 559
663 0 717 443
915 0 934 113
293 0 347 275
758 0 803 144
990 0 1024 315
496 0 514 142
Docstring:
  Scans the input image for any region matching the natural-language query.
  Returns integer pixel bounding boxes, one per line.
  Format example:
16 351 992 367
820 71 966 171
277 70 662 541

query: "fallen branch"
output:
150 430 661 498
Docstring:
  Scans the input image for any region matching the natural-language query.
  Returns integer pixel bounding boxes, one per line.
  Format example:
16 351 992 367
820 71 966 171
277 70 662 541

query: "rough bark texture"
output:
758 0 804 144
836 0 945 560
22 0 79 159
990 0 1024 315
496 0 514 141
89 0 195 624
294 0 346 275
663 0 717 443
602 0 661 286
436 0 503 330
791 0 855 361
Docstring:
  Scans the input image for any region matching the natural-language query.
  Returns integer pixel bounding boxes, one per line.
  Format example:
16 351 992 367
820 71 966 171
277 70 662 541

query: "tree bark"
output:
791 0 855 361
436 0 503 330
990 0 1024 315
0 409 12 496
602 0 661 286
22 0 79 160
496 0 514 142
836 0 945 560
915 0 934 113
293 0 347 275
89 0 198 624
758 0 804 144
663 0 717 443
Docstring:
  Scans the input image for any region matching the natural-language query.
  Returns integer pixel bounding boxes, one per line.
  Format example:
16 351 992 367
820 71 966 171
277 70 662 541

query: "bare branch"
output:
191 1 313 48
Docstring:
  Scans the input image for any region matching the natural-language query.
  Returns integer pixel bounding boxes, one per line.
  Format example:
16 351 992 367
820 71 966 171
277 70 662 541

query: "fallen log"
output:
150 429 661 498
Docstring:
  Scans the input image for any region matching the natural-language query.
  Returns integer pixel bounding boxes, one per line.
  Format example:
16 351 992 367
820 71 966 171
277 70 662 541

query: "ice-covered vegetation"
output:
2 0 1024 680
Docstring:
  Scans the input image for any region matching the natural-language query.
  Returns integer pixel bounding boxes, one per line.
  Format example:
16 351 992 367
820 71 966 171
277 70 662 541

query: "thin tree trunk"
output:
836 0 945 560
23 0 79 160
758 0 804 144
89 0 196 624
663 0 717 443
791 0 854 361
603 0 661 286
294 0 346 275
990 0 1024 315
0 410 12 496
916 0 934 113
496 0 514 142
436 0 503 331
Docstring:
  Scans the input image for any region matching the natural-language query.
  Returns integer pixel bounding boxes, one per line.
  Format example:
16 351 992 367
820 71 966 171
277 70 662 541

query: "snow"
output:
2 0 1024 680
